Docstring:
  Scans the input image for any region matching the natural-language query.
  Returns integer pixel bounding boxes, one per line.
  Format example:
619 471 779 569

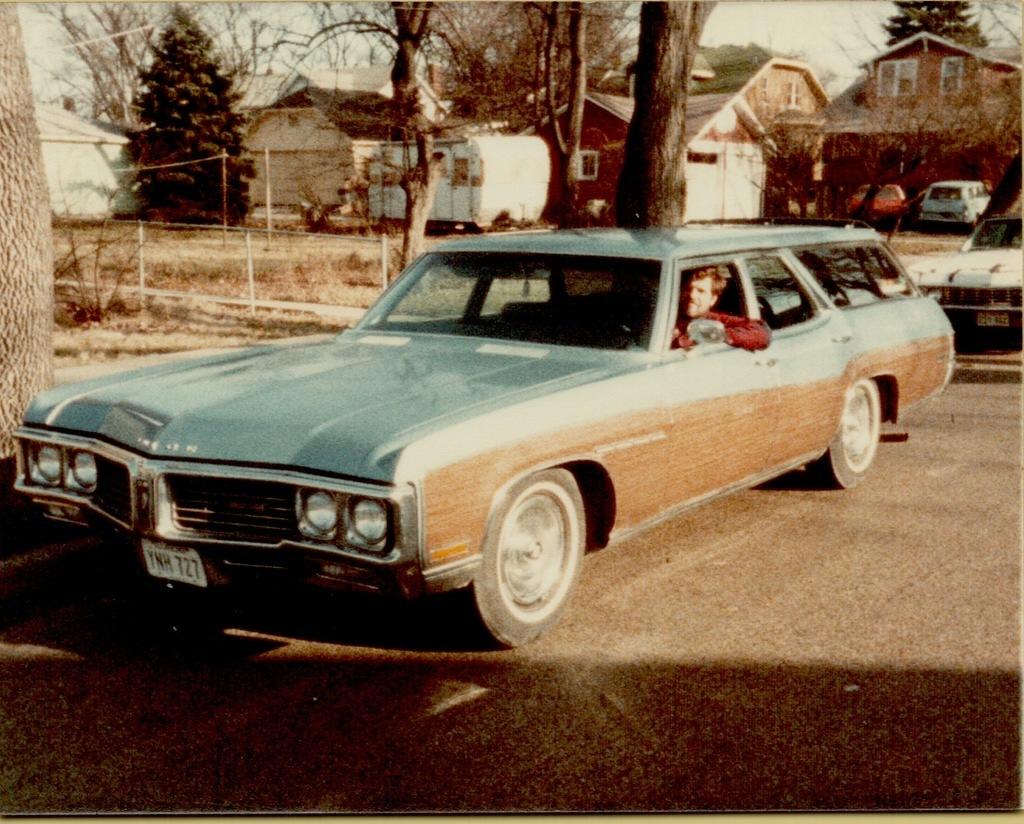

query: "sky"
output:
18 1 1022 105
701 1 897 91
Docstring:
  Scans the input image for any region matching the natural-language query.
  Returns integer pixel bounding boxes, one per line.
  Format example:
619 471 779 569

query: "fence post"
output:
245 231 256 315
137 220 146 309
380 233 388 291
264 147 272 249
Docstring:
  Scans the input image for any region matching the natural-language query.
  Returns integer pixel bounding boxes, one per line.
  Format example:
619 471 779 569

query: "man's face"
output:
683 274 718 319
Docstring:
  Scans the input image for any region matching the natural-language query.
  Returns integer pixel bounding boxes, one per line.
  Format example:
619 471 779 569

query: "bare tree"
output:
37 2 160 129
763 121 821 218
272 2 443 269
533 2 587 227
35 3 283 130
0 5 54 514
390 2 443 267
979 0 1022 46
616 1 716 227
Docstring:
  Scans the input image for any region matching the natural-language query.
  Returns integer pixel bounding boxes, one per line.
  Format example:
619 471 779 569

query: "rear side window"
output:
745 255 815 330
795 244 912 307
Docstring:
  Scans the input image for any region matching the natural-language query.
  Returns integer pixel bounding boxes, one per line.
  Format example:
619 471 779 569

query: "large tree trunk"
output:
0 5 54 531
399 130 442 267
615 1 715 228
391 1 441 271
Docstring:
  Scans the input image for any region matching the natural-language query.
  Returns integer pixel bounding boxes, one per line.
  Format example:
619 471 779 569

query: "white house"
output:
36 105 131 217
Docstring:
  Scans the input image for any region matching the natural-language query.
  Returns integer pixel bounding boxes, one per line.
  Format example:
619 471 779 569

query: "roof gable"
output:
35 105 128 145
585 89 764 144
866 31 1022 70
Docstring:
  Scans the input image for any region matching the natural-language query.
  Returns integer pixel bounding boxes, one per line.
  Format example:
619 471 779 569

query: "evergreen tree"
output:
129 6 252 223
884 1 987 47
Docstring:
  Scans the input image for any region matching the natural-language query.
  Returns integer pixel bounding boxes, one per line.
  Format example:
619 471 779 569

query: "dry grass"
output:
53 219 393 309
54 299 350 369
51 220 389 367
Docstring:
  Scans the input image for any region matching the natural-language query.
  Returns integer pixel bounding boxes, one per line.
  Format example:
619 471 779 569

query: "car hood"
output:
910 249 1022 288
24 332 626 482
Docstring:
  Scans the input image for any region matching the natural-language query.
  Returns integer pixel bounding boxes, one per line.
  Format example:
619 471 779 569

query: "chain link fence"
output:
53 218 398 321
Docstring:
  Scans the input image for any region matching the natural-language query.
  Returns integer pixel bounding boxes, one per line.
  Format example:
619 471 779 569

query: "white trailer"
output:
368 136 551 228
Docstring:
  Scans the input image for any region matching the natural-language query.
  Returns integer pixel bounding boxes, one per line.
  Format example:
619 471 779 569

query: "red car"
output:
847 184 910 226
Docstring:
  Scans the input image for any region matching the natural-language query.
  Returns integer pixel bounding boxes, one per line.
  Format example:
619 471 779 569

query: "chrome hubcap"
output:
499 493 566 611
842 385 876 470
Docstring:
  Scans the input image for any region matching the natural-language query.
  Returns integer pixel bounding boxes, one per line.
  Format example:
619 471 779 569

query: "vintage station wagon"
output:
14 225 954 646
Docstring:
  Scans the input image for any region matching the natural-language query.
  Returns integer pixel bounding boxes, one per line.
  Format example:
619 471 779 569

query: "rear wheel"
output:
813 379 881 489
471 469 585 648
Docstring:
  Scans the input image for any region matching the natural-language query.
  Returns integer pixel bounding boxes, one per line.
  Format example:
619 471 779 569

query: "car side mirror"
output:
686 318 726 345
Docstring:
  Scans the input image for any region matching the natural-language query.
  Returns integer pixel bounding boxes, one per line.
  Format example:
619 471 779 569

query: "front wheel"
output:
812 378 881 489
471 469 585 648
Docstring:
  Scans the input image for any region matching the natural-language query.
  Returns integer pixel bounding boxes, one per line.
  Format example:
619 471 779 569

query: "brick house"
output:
821 32 1021 214
534 54 828 223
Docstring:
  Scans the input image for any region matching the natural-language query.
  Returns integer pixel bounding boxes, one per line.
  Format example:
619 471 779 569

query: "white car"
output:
909 216 1021 348
917 180 990 227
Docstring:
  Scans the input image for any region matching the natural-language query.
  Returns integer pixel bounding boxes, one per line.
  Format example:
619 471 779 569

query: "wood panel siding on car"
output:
421 386 776 568
420 333 951 570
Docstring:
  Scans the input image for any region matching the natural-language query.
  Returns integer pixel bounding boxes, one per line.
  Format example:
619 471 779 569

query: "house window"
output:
687 151 718 165
941 56 965 94
787 79 802 108
878 58 918 97
577 150 599 181
760 75 770 101
452 157 469 186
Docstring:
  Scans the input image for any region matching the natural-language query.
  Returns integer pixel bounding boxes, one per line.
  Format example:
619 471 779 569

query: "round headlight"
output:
70 451 98 492
33 445 62 485
299 490 338 540
350 498 388 545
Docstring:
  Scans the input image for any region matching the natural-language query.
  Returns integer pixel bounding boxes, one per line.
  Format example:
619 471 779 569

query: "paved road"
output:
0 364 1018 813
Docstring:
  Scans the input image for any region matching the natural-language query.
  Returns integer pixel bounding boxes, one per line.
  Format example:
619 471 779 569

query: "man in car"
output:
672 265 771 351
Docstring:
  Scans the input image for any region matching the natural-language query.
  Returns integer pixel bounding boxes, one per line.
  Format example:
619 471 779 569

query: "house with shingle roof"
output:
241 65 446 213
36 104 134 216
820 31 1021 214
532 51 828 222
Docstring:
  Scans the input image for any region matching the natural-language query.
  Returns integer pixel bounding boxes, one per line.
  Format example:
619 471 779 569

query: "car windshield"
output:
968 219 1022 250
928 186 963 200
359 252 662 351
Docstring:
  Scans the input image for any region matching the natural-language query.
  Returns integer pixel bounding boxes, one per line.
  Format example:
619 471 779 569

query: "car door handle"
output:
832 334 852 344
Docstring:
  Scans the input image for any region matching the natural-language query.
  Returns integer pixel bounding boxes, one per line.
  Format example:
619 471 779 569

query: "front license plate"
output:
977 311 1010 328
142 541 208 587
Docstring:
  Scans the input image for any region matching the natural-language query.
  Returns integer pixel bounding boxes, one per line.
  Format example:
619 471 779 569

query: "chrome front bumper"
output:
13 427 438 599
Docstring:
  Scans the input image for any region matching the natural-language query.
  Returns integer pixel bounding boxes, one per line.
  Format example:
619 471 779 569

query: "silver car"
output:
917 180 990 227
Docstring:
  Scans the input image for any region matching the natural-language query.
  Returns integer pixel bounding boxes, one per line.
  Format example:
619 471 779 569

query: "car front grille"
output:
93 455 132 525
166 474 298 542
937 287 1022 308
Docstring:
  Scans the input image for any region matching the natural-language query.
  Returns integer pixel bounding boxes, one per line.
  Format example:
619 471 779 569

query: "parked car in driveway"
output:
13 225 954 646
917 180 990 228
909 215 1022 349
847 183 910 227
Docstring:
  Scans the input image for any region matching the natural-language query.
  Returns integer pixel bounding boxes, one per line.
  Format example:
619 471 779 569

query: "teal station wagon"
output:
14 224 954 646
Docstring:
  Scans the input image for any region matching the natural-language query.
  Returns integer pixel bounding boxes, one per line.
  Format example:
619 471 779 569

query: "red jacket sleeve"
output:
706 311 772 351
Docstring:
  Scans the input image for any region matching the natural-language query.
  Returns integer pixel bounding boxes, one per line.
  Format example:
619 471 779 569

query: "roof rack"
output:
685 217 873 229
